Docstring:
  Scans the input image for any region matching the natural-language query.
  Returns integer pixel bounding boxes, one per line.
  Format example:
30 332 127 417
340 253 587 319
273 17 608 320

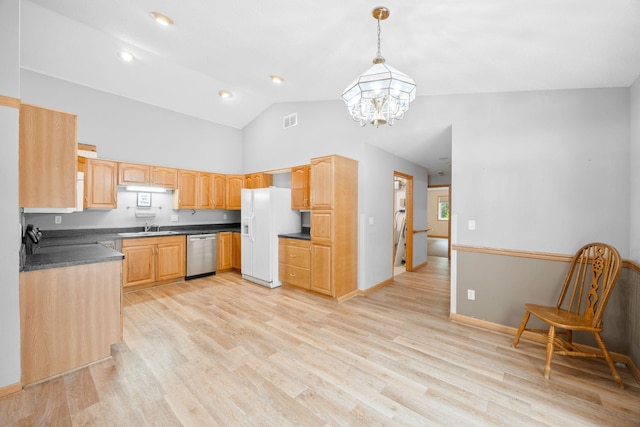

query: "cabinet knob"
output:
289 273 296 277
290 254 296 258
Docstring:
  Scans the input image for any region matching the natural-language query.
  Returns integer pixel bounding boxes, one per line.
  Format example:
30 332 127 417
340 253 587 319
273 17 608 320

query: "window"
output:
438 196 449 221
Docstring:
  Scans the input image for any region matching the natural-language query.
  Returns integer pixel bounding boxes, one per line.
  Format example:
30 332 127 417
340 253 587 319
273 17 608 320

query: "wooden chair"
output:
512 242 623 388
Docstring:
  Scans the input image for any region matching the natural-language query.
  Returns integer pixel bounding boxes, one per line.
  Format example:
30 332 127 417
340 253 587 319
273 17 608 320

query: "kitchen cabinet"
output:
85 158 118 209
217 231 232 272
279 238 311 289
199 172 214 209
226 175 244 210
309 155 358 300
19 103 77 208
232 232 241 271
212 173 227 209
291 164 310 210
20 261 122 385
174 169 198 209
245 172 273 189
118 163 178 189
122 235 185 291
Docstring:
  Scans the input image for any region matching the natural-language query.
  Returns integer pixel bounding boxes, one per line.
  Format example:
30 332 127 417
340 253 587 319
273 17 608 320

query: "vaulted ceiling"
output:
20 0 640 175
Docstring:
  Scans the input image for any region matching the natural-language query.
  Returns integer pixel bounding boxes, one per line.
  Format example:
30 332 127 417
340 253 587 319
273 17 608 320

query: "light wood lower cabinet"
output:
310 242 332 295
20 261 122 385
217 231 233 272
122 235 185 291
232 232 241 271
279 238 311 289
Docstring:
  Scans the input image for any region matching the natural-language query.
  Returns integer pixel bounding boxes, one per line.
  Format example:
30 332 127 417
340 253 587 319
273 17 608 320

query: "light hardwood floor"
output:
2 257 639 426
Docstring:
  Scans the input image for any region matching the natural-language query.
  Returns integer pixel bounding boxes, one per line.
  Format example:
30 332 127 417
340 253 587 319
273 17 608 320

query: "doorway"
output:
392 172 413 277
427 185 451 259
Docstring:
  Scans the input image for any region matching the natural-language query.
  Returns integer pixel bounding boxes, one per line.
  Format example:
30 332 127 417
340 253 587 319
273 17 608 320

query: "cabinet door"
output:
19 104 77 208
310 243 332 296
310 156 334 209
310 210 333 242
85 159 118 209
198 172 213 209
151 167 178 189
118 163 150 185
244 174 256 189
212 173 226 209
217 232 232 271
122 244 156 287
226 175 244 210
291 165 310 210
232 232 241 270
176 170 198 209
157 240 185 281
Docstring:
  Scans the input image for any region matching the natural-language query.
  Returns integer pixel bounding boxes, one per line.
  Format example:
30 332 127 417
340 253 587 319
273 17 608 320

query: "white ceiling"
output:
20 0 640 176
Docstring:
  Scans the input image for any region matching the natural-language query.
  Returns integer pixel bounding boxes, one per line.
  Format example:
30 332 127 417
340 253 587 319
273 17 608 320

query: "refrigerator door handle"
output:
251 213 256 242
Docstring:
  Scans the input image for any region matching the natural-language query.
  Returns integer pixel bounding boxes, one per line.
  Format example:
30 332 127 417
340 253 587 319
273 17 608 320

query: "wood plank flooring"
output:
2 256 639 426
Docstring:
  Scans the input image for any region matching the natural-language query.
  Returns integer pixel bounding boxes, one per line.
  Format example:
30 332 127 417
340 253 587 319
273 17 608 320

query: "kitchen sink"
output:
117 231 181 237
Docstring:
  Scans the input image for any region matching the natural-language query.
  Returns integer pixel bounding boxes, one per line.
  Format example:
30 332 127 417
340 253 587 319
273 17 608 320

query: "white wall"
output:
440 88 630 256
242 100 430 290
630 74 640 264
0 0 21 390
20 70 243 173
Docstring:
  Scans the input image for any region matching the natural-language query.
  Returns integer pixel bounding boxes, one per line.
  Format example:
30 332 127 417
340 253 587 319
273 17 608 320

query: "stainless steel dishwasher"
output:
186 233 218 279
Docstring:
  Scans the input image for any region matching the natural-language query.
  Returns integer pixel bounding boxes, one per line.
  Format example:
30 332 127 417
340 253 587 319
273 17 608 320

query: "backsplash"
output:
23 189 241 231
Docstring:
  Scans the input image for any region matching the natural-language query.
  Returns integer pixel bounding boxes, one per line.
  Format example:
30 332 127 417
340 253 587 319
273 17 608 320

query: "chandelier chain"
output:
376 15 382 58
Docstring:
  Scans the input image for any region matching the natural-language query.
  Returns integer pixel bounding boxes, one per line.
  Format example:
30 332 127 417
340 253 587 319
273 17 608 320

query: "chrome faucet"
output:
144 222 160 232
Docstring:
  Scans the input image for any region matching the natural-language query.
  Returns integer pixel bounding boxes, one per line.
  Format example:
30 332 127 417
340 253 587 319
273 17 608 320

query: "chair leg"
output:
594 332 623 389
544 325 556 379
512 311 530 347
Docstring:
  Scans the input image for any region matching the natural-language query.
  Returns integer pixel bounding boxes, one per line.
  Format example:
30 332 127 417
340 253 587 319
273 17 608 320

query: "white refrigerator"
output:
241 187 301 288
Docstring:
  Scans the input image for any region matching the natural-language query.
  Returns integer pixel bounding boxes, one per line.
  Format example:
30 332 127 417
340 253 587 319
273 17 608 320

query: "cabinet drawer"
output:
279 244 311 269
279 263 310 289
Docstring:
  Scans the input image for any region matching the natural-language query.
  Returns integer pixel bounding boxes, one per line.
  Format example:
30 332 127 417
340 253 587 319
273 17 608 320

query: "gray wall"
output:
631 75 640 264
242 100 430 291
20 70 243 173
0 0 21 390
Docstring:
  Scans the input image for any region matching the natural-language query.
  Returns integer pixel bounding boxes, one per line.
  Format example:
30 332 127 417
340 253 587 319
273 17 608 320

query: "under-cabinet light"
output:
125 186 167 193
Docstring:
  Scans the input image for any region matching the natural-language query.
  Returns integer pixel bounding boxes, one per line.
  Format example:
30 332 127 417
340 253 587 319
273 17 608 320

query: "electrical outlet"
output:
171 214 179 222
467 289 476 300
54 215 62 224
223 214 228 220
468 220 476 231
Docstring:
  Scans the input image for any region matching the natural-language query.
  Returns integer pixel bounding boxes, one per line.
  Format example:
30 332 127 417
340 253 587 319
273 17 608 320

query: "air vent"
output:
283 113 297 129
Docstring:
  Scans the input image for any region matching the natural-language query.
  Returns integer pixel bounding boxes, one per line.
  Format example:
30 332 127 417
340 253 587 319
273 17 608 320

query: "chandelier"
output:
342 6 416 127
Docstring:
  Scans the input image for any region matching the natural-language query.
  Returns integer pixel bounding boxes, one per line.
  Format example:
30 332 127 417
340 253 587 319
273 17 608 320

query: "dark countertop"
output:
22 244 124 272
279 227 311 241
22 223 241 272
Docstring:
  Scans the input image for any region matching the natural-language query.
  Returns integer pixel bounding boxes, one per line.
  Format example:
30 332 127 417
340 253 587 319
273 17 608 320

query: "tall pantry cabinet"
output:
309 155 358 300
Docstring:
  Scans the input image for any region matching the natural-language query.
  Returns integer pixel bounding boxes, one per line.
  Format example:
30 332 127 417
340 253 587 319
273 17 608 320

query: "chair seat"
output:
524 304 600 332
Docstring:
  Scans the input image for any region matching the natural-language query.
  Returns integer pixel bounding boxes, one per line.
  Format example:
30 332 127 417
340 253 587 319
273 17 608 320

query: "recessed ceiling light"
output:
270 75 284 84
218 90 232 99
119 51 134 62
151 12 173 26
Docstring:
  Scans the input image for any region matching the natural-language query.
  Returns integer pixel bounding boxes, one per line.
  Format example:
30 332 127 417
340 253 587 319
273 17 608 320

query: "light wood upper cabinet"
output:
217 231 233 272
151 167 178 189
85 159 118 209
19 103 77 208
310 156 334 209
291 164 310 210
118 162 151 185
174 169 198 209
117 163 177 189
226 175 244 210
245 172 273 189
198 172 213 209
212 173 226 209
